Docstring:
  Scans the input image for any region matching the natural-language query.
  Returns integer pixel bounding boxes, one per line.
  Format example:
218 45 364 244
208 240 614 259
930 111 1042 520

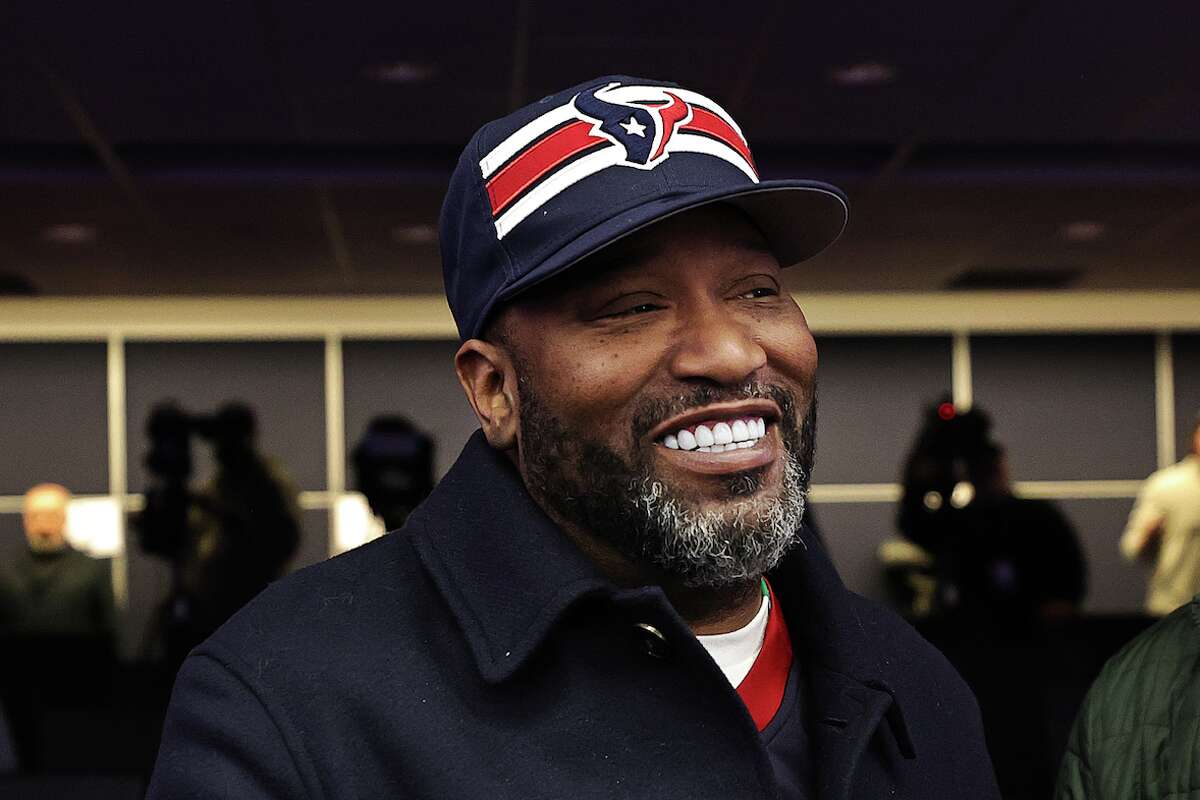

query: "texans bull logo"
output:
572 82 694 169
479 81 758 239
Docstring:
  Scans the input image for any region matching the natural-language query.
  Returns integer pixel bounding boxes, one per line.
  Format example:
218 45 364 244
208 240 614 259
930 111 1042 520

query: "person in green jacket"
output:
1055 595 1200 798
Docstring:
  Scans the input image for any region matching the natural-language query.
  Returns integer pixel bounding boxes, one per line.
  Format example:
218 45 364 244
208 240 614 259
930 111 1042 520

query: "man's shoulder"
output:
199 531 437 673
1094 598 1200 694
814 589 989 755
1144 458 1198 491
1075 598 1200 744
836 589 975 695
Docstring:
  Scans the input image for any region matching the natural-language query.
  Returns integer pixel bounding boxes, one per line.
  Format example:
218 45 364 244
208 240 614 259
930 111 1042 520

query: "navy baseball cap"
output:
440 75 849 340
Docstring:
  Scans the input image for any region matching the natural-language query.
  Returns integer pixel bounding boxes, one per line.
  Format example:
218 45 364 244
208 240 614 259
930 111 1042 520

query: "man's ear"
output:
455 338 519 450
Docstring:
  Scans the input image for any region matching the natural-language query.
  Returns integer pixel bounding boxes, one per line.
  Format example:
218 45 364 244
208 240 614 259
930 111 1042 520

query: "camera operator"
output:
896 399 1087 799
136 401 299 671
897 399 1086 629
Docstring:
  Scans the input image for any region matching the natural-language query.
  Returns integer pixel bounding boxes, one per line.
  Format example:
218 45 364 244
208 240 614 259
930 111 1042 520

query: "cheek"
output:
762 327 817 387
534 340 659 424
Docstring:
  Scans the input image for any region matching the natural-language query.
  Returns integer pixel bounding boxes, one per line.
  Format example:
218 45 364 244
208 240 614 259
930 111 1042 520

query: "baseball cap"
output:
440 75 849 340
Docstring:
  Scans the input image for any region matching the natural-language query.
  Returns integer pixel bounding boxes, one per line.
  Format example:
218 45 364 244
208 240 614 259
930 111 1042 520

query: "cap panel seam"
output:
515 180 690 270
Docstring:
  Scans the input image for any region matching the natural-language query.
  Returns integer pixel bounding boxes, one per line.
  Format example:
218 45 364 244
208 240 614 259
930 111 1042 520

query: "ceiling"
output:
1 0 1198 296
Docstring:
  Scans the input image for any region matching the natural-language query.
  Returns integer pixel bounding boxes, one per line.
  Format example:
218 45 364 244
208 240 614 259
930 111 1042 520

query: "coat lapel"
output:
406 431 609 684
769 533 918 798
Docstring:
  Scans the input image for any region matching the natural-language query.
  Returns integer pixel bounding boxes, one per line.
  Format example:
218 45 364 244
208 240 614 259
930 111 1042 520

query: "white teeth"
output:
713 422 733 445
660 416 770 453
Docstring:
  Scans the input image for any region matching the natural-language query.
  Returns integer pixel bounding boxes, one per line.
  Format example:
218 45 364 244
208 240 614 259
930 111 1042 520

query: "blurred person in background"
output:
897 400 1086 629
0 483 116 771
0 483 115 639
895 400 1086 799
1120 410 1200 615
1055 593 1200 799
350 415 435 531
136 402 300 673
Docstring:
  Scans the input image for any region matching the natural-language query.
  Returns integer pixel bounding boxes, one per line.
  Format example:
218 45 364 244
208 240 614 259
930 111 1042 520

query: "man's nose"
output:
668 309 767 385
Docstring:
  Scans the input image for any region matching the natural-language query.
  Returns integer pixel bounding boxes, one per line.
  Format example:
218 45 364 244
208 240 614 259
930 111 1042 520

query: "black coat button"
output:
633 623 670 659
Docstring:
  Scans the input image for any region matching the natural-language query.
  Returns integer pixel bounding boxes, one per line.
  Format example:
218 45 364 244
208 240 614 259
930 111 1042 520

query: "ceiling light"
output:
41 223 97 244
1060 221 1105 242
365 62 435 84
391 224 437 245
829 62 896 87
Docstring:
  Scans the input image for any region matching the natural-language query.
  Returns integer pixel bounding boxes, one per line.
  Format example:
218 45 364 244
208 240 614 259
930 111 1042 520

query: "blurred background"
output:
0 1 1198 797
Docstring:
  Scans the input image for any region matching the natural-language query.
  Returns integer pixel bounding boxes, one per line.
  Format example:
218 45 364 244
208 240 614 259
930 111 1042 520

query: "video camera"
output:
144 402 257 482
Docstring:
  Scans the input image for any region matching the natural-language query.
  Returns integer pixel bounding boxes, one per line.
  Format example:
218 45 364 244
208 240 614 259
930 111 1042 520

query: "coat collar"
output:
406 431 611 683
407 430 916 764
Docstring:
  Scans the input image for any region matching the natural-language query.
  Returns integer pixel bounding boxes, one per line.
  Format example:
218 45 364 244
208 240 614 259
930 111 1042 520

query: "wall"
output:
1 293 1197 658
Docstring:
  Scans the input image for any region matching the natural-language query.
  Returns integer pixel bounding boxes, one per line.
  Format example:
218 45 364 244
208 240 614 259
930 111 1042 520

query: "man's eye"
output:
604 303 662 318
740 286 778 299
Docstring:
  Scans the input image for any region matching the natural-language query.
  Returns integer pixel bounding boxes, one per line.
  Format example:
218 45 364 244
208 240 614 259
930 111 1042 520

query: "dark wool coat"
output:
149 431 1000 799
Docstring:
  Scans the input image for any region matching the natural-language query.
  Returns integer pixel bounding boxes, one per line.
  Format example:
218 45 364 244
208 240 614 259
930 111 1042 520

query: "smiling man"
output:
150 76 999 799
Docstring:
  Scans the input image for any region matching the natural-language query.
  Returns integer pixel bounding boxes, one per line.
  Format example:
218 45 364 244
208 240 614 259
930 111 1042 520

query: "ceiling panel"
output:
0 0 1196 296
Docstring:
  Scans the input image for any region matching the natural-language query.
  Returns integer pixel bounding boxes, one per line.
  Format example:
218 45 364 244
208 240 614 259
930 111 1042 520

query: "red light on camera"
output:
937 402 956 421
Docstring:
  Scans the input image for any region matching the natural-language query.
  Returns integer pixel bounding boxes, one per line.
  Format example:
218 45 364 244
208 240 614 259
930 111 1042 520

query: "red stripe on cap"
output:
681 107 758 175
486 120 607 216
736 579 793 731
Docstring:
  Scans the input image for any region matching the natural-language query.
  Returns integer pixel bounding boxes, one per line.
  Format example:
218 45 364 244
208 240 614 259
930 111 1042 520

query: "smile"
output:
659 417 768 453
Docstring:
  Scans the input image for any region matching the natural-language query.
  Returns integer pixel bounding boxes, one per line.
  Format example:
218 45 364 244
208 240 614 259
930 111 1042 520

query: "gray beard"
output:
517 377 816 587
628 444 809 586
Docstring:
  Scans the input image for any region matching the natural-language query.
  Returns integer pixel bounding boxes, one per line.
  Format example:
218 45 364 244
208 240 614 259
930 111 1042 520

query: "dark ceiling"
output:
2 0 1198 296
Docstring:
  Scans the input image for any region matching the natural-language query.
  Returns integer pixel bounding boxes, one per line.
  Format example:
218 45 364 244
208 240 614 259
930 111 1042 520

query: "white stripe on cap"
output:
670 132 758 182
479 104 578 180
493 147 625 239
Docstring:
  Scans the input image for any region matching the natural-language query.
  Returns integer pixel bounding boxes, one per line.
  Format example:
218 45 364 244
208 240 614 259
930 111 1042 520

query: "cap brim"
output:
491 179 848 325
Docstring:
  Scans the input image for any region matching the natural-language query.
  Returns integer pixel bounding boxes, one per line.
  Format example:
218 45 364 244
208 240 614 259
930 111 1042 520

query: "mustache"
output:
629 381 804 442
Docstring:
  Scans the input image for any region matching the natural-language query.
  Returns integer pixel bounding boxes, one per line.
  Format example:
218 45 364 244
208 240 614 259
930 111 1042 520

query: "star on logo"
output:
619 116 647 138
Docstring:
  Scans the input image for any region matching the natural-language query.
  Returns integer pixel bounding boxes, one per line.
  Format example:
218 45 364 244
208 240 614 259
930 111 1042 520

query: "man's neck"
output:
666 579 762 635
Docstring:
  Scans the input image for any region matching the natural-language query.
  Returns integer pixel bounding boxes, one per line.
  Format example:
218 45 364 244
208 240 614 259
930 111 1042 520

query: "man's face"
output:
23 487 69 553
500 205 818 586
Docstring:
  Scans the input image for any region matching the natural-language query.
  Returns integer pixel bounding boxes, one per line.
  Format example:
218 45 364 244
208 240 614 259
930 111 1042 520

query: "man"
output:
0 483 116 770
137 402 301 672
1055 593 1200 798
1119 412 1200 615
899 403 1086 628
150 76 998 798
0 483 115 639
